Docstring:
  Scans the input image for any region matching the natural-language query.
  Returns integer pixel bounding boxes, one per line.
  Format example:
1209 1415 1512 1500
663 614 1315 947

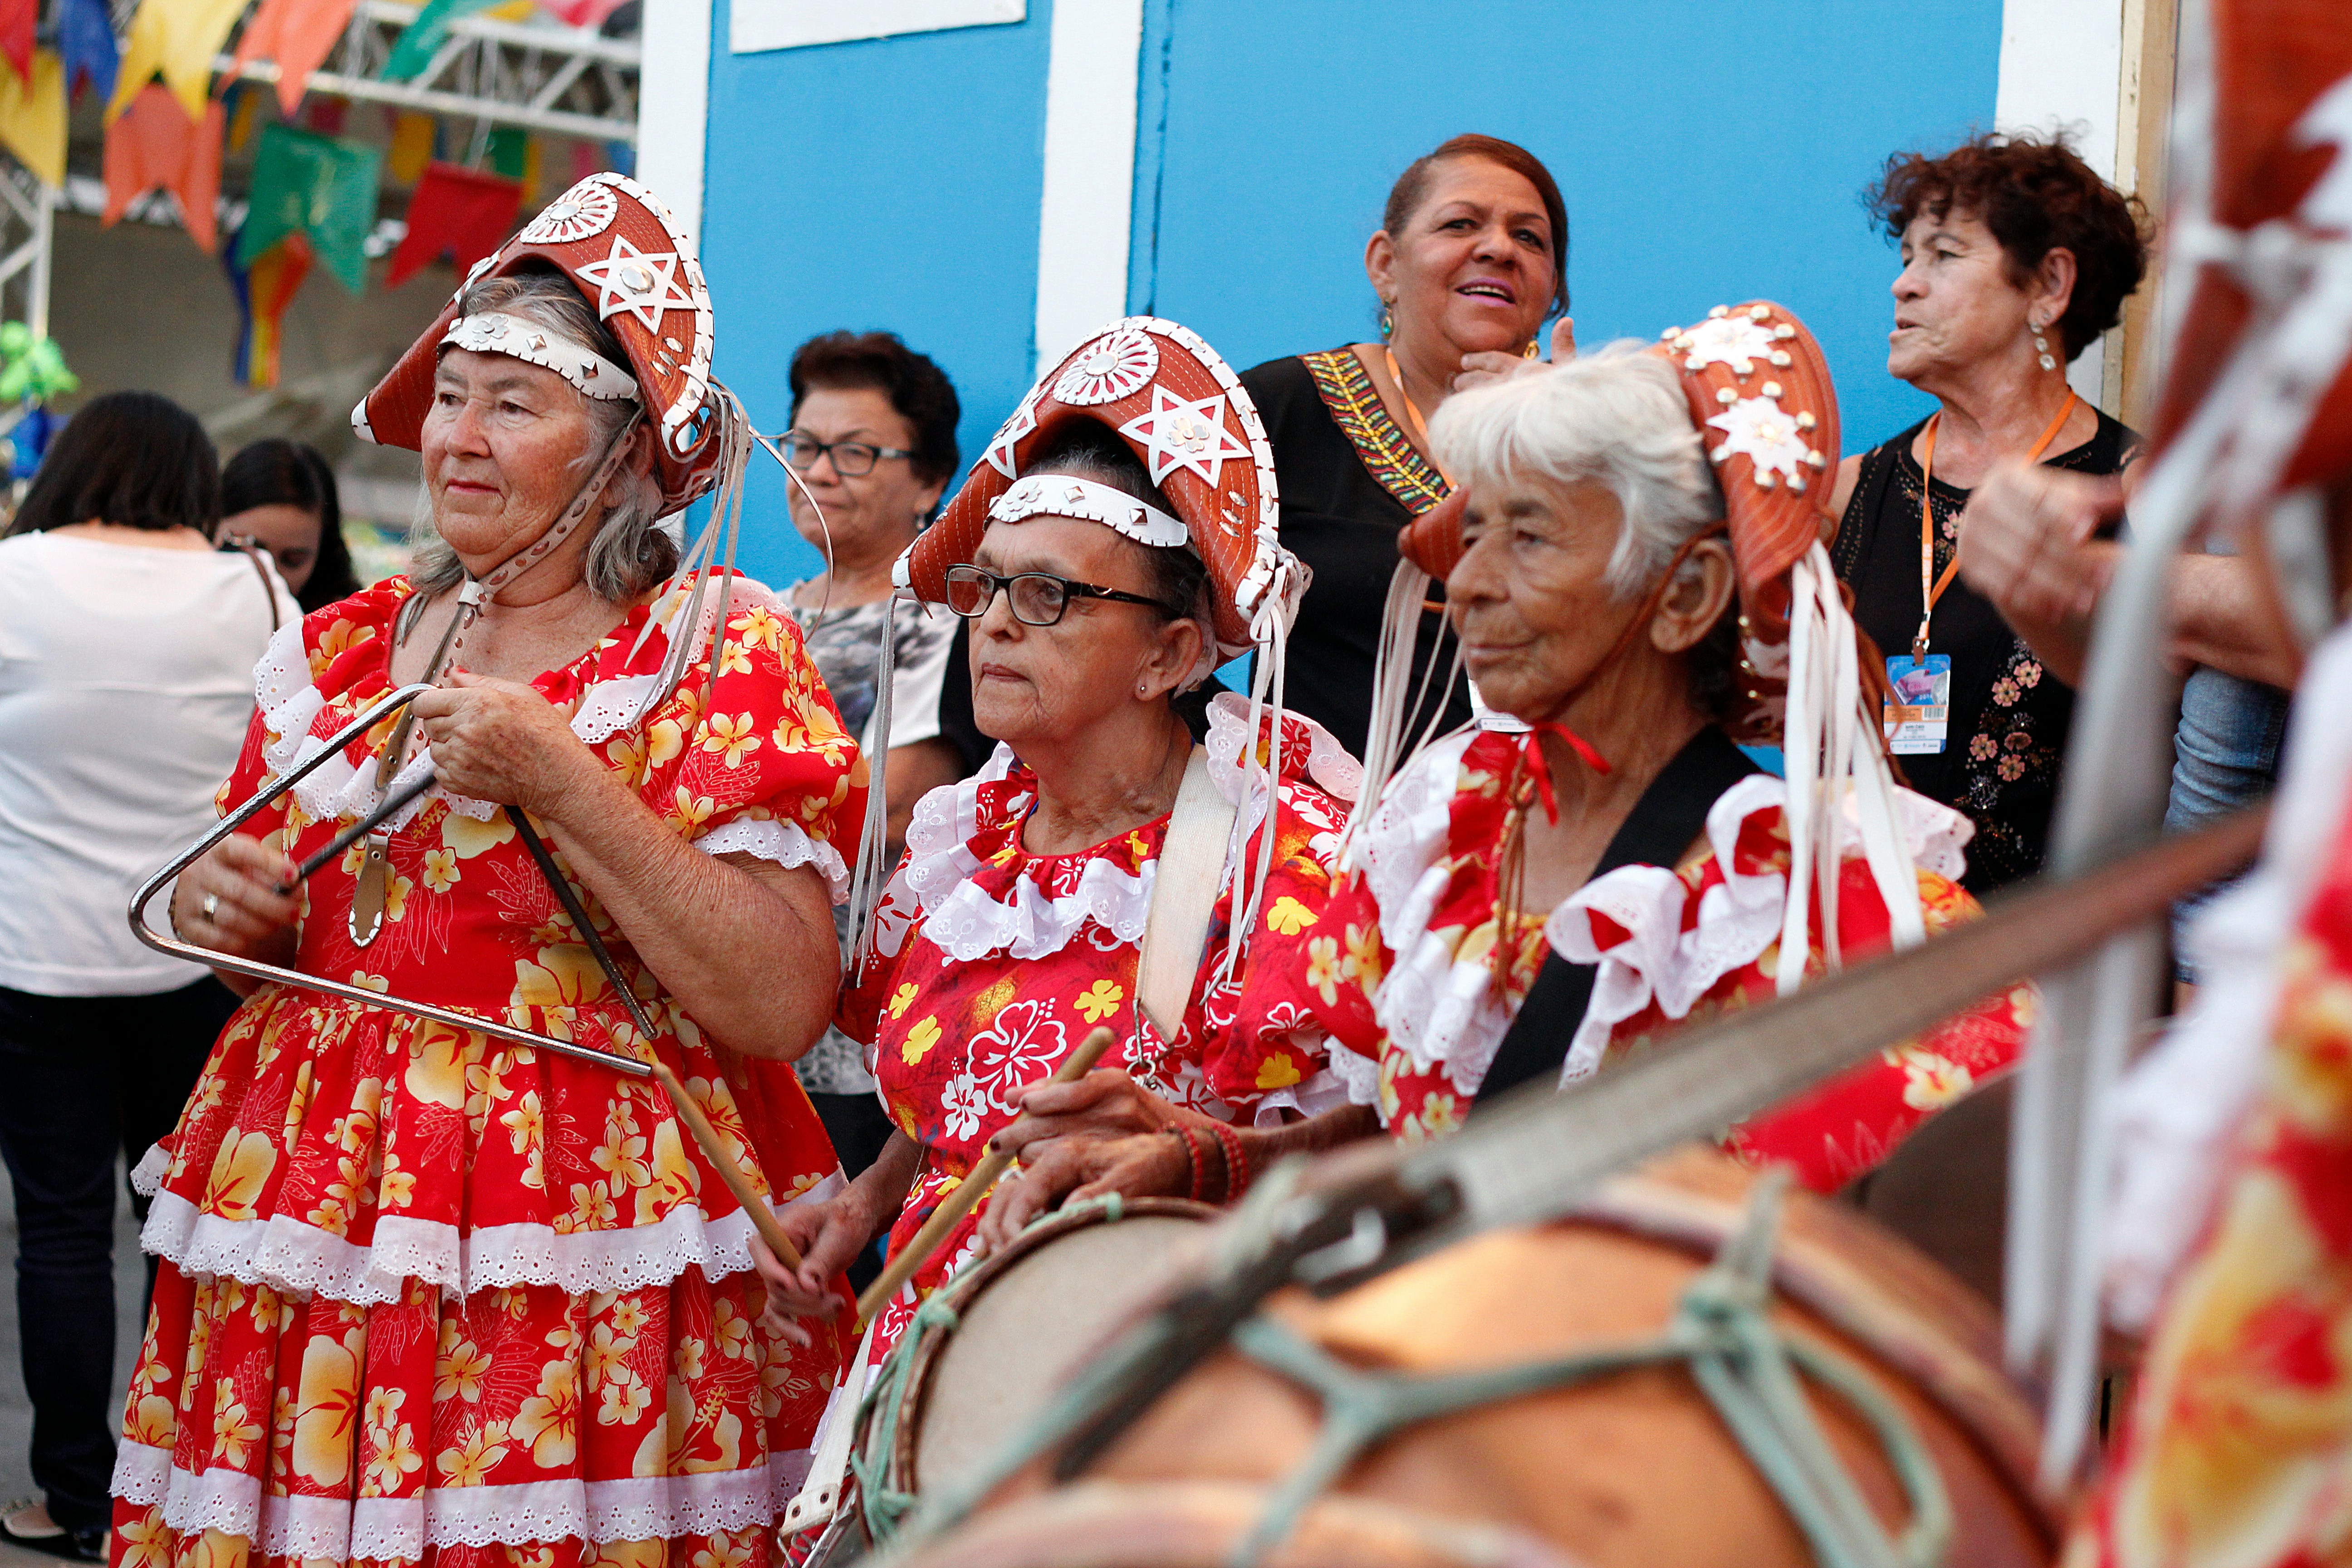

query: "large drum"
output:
904 1149 2056 1568
853 1197 1218 1512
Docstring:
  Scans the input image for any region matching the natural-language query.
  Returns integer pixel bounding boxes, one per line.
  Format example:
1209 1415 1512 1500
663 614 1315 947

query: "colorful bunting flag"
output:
382 0 499 81
226 0 361 116
103 85 222 250
603 138 632 179
568 139 598 187
225 228 314 388
0 48 64 187
106 0 249 123
387 161 518 287
237 122 382 291
537 0 632 30
57 0 118 103
304 94 345 133
485 123 527 180
224 80 261 154
0 0 34 84
387 109 435 183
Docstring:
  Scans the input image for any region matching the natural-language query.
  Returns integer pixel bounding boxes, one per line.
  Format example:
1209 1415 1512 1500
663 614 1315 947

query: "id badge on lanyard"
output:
1882 654 1952 755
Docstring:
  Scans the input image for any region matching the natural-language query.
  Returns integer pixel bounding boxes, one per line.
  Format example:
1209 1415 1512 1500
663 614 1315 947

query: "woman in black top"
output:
939 134 1569 768
1240 132 1569 759
1830 132 2146 891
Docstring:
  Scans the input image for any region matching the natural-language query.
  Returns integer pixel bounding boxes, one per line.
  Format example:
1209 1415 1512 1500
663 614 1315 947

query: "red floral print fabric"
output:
1311 727 2030 1191
111 573 860 1568
837 699 1353 1363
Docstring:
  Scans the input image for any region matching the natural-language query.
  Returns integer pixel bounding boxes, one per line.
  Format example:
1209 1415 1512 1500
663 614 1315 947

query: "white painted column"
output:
638 0 714 245
1995 0 2125 407
1032 0 1144 370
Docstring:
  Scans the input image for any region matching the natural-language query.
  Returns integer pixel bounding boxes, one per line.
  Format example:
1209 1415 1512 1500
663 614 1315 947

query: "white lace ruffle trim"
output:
113 1438 812 1556
250 578 796 841
137 1171 843 1305
1357 746 1972 1108
1548 774 1973 1084
883 693 1355 966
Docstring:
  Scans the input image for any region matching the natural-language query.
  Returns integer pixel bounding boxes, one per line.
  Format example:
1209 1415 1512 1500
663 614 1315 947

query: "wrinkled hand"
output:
752 1188 877 1343
1452 318 1576 394
975 1071 1193 1253
411 670 591 817
1956 463 2124 629
170 833 298 959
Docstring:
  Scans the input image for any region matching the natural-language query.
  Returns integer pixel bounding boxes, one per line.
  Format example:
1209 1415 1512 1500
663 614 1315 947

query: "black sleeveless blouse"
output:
1830 410 2137 893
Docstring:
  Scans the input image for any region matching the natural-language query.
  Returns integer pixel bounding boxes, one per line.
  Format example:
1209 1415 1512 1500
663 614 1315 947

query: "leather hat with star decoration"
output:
901 316 1306 662
353 172 721 514
1396 299 1844 742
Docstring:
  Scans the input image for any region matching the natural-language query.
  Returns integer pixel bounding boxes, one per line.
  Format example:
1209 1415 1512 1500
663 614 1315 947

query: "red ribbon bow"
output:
1520 721 1611 823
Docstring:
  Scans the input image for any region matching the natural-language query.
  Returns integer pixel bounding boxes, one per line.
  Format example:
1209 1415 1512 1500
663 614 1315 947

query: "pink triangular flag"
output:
103 84 222 252
227 0 361 116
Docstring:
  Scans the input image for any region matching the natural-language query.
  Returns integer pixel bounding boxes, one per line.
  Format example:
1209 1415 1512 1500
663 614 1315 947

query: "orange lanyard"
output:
1912 390 2079 658
1384 346 1456 487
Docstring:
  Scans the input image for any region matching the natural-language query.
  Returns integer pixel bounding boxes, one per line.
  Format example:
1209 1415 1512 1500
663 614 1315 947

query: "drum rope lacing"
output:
849 1193 1130 1543
1218 1170 1951 1568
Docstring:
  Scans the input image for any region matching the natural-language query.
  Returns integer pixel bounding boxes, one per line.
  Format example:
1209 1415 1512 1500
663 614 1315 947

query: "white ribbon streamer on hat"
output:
986 473 1188 548
440 312 639 402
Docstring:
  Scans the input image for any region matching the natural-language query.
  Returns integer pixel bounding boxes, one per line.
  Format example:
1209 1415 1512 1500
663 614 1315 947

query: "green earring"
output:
1380 306 1394 339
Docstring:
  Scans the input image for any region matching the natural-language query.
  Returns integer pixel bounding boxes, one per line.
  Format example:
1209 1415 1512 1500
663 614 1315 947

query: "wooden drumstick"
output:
855 1024 1118 1327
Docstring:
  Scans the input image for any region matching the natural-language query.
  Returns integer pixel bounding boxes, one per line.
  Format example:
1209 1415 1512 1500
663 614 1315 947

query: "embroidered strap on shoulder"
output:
219 535 283 634
1137 746 1240 1037
1300 349 1448 518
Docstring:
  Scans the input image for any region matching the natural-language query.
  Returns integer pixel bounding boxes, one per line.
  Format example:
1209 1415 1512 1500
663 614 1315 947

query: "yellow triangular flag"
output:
106 0 248 125
387 108 433 184
0 49 64 187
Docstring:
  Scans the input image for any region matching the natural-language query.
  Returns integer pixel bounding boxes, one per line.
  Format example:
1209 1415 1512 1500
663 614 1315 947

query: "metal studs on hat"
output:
2031 315 2058 372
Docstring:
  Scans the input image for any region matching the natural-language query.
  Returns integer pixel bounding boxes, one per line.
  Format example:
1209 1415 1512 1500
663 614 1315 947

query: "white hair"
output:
1427 342 1723 598
407 273 671 608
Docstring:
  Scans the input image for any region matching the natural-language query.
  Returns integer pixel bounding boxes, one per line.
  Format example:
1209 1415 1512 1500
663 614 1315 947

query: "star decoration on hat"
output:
1707 393 1815 490
1117 386 1251 487
983 384 1043 478
574 235 696 333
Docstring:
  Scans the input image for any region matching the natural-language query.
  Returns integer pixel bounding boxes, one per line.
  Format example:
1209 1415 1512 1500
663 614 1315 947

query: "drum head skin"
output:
889 1480 1583 1568
905 1204 1215 1496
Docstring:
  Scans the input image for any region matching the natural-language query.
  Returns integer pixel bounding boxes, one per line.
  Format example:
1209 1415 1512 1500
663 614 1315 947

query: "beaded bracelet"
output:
1209 1121 1249 1203
1173 1126 1206 1203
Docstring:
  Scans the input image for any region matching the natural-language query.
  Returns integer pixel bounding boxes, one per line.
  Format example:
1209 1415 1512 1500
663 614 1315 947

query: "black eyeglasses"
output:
779 432 915 477
944 564 1178 627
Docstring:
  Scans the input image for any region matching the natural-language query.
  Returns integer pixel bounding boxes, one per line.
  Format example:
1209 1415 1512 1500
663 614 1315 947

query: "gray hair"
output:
1427 343 1723 599
407 272 673 606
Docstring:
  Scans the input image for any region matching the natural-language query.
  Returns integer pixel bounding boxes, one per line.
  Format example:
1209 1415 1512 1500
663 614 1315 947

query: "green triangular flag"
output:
382 0 503 82
486 125 528 180
237 122 385 293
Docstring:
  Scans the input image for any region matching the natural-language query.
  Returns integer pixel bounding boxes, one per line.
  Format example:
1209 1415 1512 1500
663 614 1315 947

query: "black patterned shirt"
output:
1831 410 2137 893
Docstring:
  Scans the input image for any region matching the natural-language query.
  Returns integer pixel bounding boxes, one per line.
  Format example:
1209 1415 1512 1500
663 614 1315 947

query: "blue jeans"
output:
2166 667 2290 980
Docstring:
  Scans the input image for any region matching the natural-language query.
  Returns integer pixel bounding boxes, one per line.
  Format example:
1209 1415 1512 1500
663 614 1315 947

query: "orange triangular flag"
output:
103 84 222 252
226 0 361 116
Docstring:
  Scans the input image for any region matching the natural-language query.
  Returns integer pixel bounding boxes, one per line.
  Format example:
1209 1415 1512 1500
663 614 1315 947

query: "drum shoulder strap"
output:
1137 746 1240 1040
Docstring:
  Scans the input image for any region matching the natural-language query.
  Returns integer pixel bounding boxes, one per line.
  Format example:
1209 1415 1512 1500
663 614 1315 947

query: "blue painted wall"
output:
699 0 1057 587
702 0 2002 588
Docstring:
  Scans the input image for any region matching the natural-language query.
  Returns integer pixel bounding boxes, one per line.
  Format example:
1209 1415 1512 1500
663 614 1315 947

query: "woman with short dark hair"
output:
1829 131 2149 890
775 330 965 1196
218 437 360 614
0 391 293 1560
1240 132 1572 759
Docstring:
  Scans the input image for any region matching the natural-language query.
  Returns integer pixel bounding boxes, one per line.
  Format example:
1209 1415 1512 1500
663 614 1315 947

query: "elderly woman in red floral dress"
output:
113 176 857 1568
760 321 1363 1368
1306 306 2032 1191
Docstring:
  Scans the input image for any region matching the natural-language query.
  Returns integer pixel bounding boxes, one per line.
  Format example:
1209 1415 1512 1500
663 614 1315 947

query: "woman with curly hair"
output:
1829 131 2147 891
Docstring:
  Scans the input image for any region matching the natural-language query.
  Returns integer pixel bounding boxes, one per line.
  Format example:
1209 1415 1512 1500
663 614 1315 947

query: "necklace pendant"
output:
349 833 392 948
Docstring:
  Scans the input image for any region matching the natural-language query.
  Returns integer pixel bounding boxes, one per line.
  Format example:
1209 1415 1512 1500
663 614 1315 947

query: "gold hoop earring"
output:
1523 339 1541 360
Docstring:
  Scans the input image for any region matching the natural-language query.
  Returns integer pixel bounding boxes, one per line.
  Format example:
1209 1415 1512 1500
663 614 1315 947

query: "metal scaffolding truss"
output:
0 159 51 339
215 0 642 145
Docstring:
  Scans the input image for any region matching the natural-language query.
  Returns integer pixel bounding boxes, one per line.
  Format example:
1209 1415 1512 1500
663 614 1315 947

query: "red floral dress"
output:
1309 727 2031 1191
112 573 860 1568
836 696 1357 1364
